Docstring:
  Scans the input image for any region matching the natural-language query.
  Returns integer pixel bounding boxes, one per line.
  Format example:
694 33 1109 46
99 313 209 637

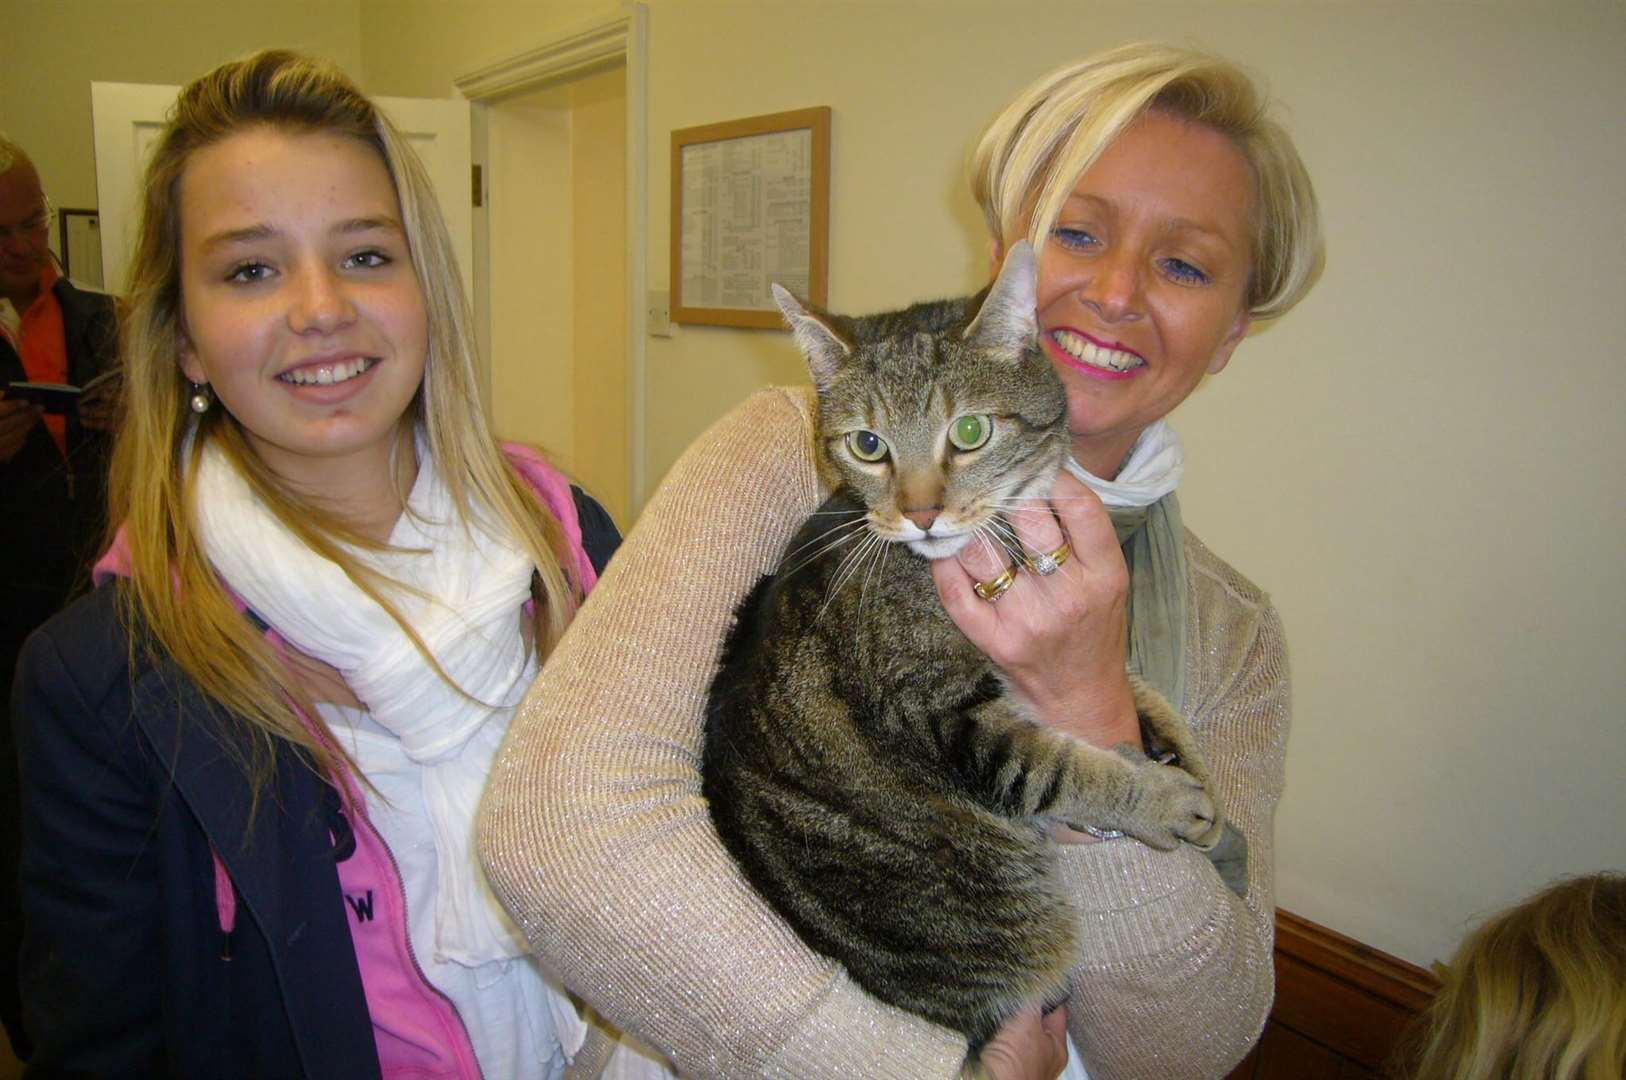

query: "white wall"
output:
358 0 632 522
568 66 631 524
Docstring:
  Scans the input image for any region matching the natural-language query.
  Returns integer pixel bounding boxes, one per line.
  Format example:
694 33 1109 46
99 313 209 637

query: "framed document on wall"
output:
671 106 830 329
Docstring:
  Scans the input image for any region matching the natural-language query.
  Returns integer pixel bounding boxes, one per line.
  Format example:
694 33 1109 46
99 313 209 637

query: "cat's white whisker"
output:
990 496 1112 507
988 499 1054 511
856 535 892 621
969 529 997 565
780 526 858 569
781 518 871 576
978 519 1025 563
833 529 881 585
791 522 869 562
823 532 887 618
983 518 1022 548
782 537 857 579
827 537 869 595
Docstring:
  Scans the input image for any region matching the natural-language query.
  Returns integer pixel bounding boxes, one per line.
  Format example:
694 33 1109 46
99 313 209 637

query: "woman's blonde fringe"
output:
968 43 1324 323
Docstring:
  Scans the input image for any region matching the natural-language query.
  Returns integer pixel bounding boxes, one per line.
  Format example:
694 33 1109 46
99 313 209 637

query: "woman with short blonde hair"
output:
484 40 1322 1080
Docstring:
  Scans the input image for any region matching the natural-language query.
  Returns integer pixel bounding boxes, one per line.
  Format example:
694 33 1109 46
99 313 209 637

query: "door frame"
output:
455 4 650 516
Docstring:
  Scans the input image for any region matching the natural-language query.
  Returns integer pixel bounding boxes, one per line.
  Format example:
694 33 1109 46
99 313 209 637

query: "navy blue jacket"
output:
10 488 619 1078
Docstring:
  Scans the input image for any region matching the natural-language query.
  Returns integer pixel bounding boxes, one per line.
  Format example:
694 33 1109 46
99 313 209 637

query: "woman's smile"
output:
1043 328 1146 377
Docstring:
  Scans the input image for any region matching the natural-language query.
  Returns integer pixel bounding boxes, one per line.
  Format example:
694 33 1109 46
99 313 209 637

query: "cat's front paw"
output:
1116 760 1222 851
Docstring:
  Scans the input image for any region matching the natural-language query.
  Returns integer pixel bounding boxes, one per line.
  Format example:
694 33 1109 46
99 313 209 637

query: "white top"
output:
322 702 574 1080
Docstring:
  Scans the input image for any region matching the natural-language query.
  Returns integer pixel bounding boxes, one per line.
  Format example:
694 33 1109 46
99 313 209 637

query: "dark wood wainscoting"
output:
1225 910 1440 1080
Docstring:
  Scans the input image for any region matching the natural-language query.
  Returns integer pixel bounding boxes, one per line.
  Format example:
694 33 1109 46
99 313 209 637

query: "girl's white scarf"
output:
194 440 539 968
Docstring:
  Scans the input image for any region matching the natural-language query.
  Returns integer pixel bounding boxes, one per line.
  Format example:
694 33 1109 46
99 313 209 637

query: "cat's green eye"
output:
948 414 992 452
847 430 888 462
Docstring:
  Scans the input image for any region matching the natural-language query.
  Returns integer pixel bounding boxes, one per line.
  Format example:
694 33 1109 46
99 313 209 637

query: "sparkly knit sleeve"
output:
479 387 969 1079
1055 535 1289 1080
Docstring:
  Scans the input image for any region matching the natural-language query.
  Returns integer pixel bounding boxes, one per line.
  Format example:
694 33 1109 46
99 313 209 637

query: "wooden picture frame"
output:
670 106 830 329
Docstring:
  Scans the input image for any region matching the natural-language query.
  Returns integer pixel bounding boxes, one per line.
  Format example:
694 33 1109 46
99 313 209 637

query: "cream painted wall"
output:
635 0 1626 970
0 1 363 209
358 0 621 97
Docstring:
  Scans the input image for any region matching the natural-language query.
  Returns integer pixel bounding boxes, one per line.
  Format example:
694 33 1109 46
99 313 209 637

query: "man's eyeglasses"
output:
0 197 54 243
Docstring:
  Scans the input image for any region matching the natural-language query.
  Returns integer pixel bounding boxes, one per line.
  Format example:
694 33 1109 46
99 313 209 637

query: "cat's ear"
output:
773 283 850 391
964 239 1038 357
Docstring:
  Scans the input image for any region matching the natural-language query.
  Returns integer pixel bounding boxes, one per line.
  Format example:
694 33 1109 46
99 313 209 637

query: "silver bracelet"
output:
1081 825 1126 841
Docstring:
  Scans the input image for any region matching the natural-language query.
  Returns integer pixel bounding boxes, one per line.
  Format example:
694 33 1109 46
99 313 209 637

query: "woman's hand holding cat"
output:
977 1004 1071 1080
932 470 1144 754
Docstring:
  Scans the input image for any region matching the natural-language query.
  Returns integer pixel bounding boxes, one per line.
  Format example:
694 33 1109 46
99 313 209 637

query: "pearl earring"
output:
189 382 213 414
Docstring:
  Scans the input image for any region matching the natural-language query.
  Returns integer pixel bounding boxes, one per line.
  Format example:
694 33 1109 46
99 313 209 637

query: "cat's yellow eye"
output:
846 430 888 462
948 414 992 451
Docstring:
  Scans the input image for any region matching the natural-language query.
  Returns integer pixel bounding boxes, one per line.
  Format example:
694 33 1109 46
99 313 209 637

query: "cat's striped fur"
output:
702 244 1222 1069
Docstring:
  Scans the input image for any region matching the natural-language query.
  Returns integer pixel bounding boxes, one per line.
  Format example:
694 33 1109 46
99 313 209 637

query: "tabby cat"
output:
702 242 1224 1070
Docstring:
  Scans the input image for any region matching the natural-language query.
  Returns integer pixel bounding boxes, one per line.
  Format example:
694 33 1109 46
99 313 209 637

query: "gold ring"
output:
1025 542 1071 577
973 562 1020 602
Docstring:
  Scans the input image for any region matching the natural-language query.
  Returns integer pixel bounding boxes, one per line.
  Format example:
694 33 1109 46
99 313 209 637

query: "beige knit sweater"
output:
480 387 1288 1080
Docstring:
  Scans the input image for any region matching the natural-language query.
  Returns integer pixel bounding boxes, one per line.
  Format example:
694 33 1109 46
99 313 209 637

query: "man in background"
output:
0 134 120 1061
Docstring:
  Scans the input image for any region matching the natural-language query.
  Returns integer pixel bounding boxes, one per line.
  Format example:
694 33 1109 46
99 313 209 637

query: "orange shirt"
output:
15 264 69 454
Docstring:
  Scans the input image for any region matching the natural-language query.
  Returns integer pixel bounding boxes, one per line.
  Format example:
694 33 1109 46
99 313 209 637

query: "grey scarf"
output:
1111 494 1188 714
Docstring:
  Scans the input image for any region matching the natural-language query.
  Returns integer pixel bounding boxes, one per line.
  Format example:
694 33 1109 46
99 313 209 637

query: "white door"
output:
455 6 648 524
480 65 629 522
90 83 473 301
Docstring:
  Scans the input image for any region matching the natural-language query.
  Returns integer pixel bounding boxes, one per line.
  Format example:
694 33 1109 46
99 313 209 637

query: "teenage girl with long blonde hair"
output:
10 50 647 1077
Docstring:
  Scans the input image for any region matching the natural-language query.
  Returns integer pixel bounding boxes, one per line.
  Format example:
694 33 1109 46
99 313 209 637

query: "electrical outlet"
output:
648 290 673 337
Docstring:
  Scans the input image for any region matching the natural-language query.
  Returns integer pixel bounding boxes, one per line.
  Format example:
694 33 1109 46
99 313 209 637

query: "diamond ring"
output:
1026 542 1071 577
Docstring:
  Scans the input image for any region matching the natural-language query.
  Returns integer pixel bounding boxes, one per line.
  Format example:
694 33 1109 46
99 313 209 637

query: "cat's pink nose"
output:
903 508 940 531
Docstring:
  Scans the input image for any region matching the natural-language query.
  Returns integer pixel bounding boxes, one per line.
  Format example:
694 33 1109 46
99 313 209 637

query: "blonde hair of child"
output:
1406 873 1626 1080
111 49 577 803
969 42 1323 322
